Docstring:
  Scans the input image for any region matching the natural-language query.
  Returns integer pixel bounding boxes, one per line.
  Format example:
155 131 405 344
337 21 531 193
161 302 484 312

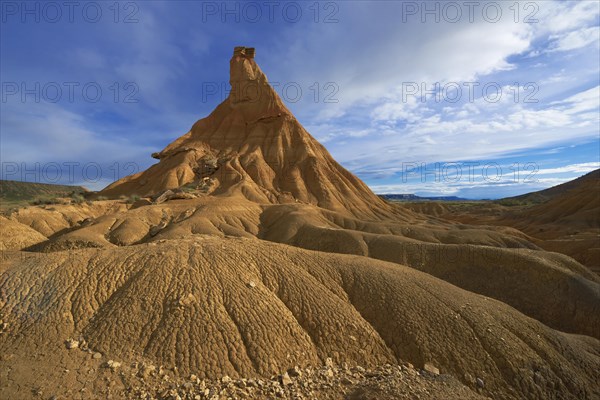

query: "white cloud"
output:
536 162 600 175
368 164 598 197
274 2 534 121
0 101 153 167
548 26 600 52
371 95 424 123
552 85 600 115
326 85 599 170
538 1 600 34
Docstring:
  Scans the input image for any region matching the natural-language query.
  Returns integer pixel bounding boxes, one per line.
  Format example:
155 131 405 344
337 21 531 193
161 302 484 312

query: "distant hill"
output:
0 180 88 210
501 169 600 205
520 169 600 227
379 194 467 202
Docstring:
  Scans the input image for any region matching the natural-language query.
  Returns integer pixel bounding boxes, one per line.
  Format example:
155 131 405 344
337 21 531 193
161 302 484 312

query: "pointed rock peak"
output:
101 47 393 219
230 46 260 81
229 46 274 105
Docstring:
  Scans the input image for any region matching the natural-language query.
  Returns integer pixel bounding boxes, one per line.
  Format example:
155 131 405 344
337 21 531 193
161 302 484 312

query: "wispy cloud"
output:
536 162 600 175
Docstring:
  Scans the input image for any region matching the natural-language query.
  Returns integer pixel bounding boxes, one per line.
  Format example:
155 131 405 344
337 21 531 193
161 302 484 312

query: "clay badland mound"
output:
2 238 599 400
518 169 600 228
2 48 600 399
506 169 600 205
509 169 600 274
13 195 600 340
100 47 390 219
405 170 600 273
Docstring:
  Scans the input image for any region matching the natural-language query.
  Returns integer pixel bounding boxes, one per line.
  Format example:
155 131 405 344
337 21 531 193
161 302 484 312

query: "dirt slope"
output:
505 169 600 204
1 238 599 400
0 216 47 250
18 196 599 340
519 169 600 228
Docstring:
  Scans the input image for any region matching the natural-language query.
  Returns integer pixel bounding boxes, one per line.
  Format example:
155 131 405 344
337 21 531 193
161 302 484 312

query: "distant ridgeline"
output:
0 180 87 209
379 194 467 202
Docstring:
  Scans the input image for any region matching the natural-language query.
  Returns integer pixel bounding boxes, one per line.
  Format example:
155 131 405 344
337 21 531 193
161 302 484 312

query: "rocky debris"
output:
65 339 79 350
197 177 217 194
153 190 197 204
151 152 161 160
279 372 293 386
93 352 102 359
150 220 169 237
122 361 485 400
154 190 175 204
139 362 157 378
105 360 122 371
287 366 302 377
247 281 257 288
192 158 219 182
423 362 440 375
324 367 335 378
476 377 485 388
204 158 218 170
177 293 197 307
341 376 354 385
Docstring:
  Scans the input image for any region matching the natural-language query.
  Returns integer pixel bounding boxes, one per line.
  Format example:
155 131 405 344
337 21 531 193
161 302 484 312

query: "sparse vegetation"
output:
3 207 18 217
30 196 61 206
1 180 87 210
70 193 85 204
494 198 535 207
180 182 199 193
126 194 141 204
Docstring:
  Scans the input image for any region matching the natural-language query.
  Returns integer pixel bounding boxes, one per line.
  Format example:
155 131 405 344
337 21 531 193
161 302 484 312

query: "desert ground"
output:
1 47 599 400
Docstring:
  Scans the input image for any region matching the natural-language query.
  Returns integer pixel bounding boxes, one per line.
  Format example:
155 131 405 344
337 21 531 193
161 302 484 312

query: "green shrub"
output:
180 182 198 193
70 194 85 204
126 194 140 204
495 198 534 207
31 197 59 206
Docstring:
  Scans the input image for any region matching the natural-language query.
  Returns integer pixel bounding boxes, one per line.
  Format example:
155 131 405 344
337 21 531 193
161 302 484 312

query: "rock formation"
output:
100 47 392 219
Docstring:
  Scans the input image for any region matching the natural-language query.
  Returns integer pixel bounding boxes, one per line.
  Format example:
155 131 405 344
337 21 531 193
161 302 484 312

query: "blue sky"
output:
1 0 599 199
